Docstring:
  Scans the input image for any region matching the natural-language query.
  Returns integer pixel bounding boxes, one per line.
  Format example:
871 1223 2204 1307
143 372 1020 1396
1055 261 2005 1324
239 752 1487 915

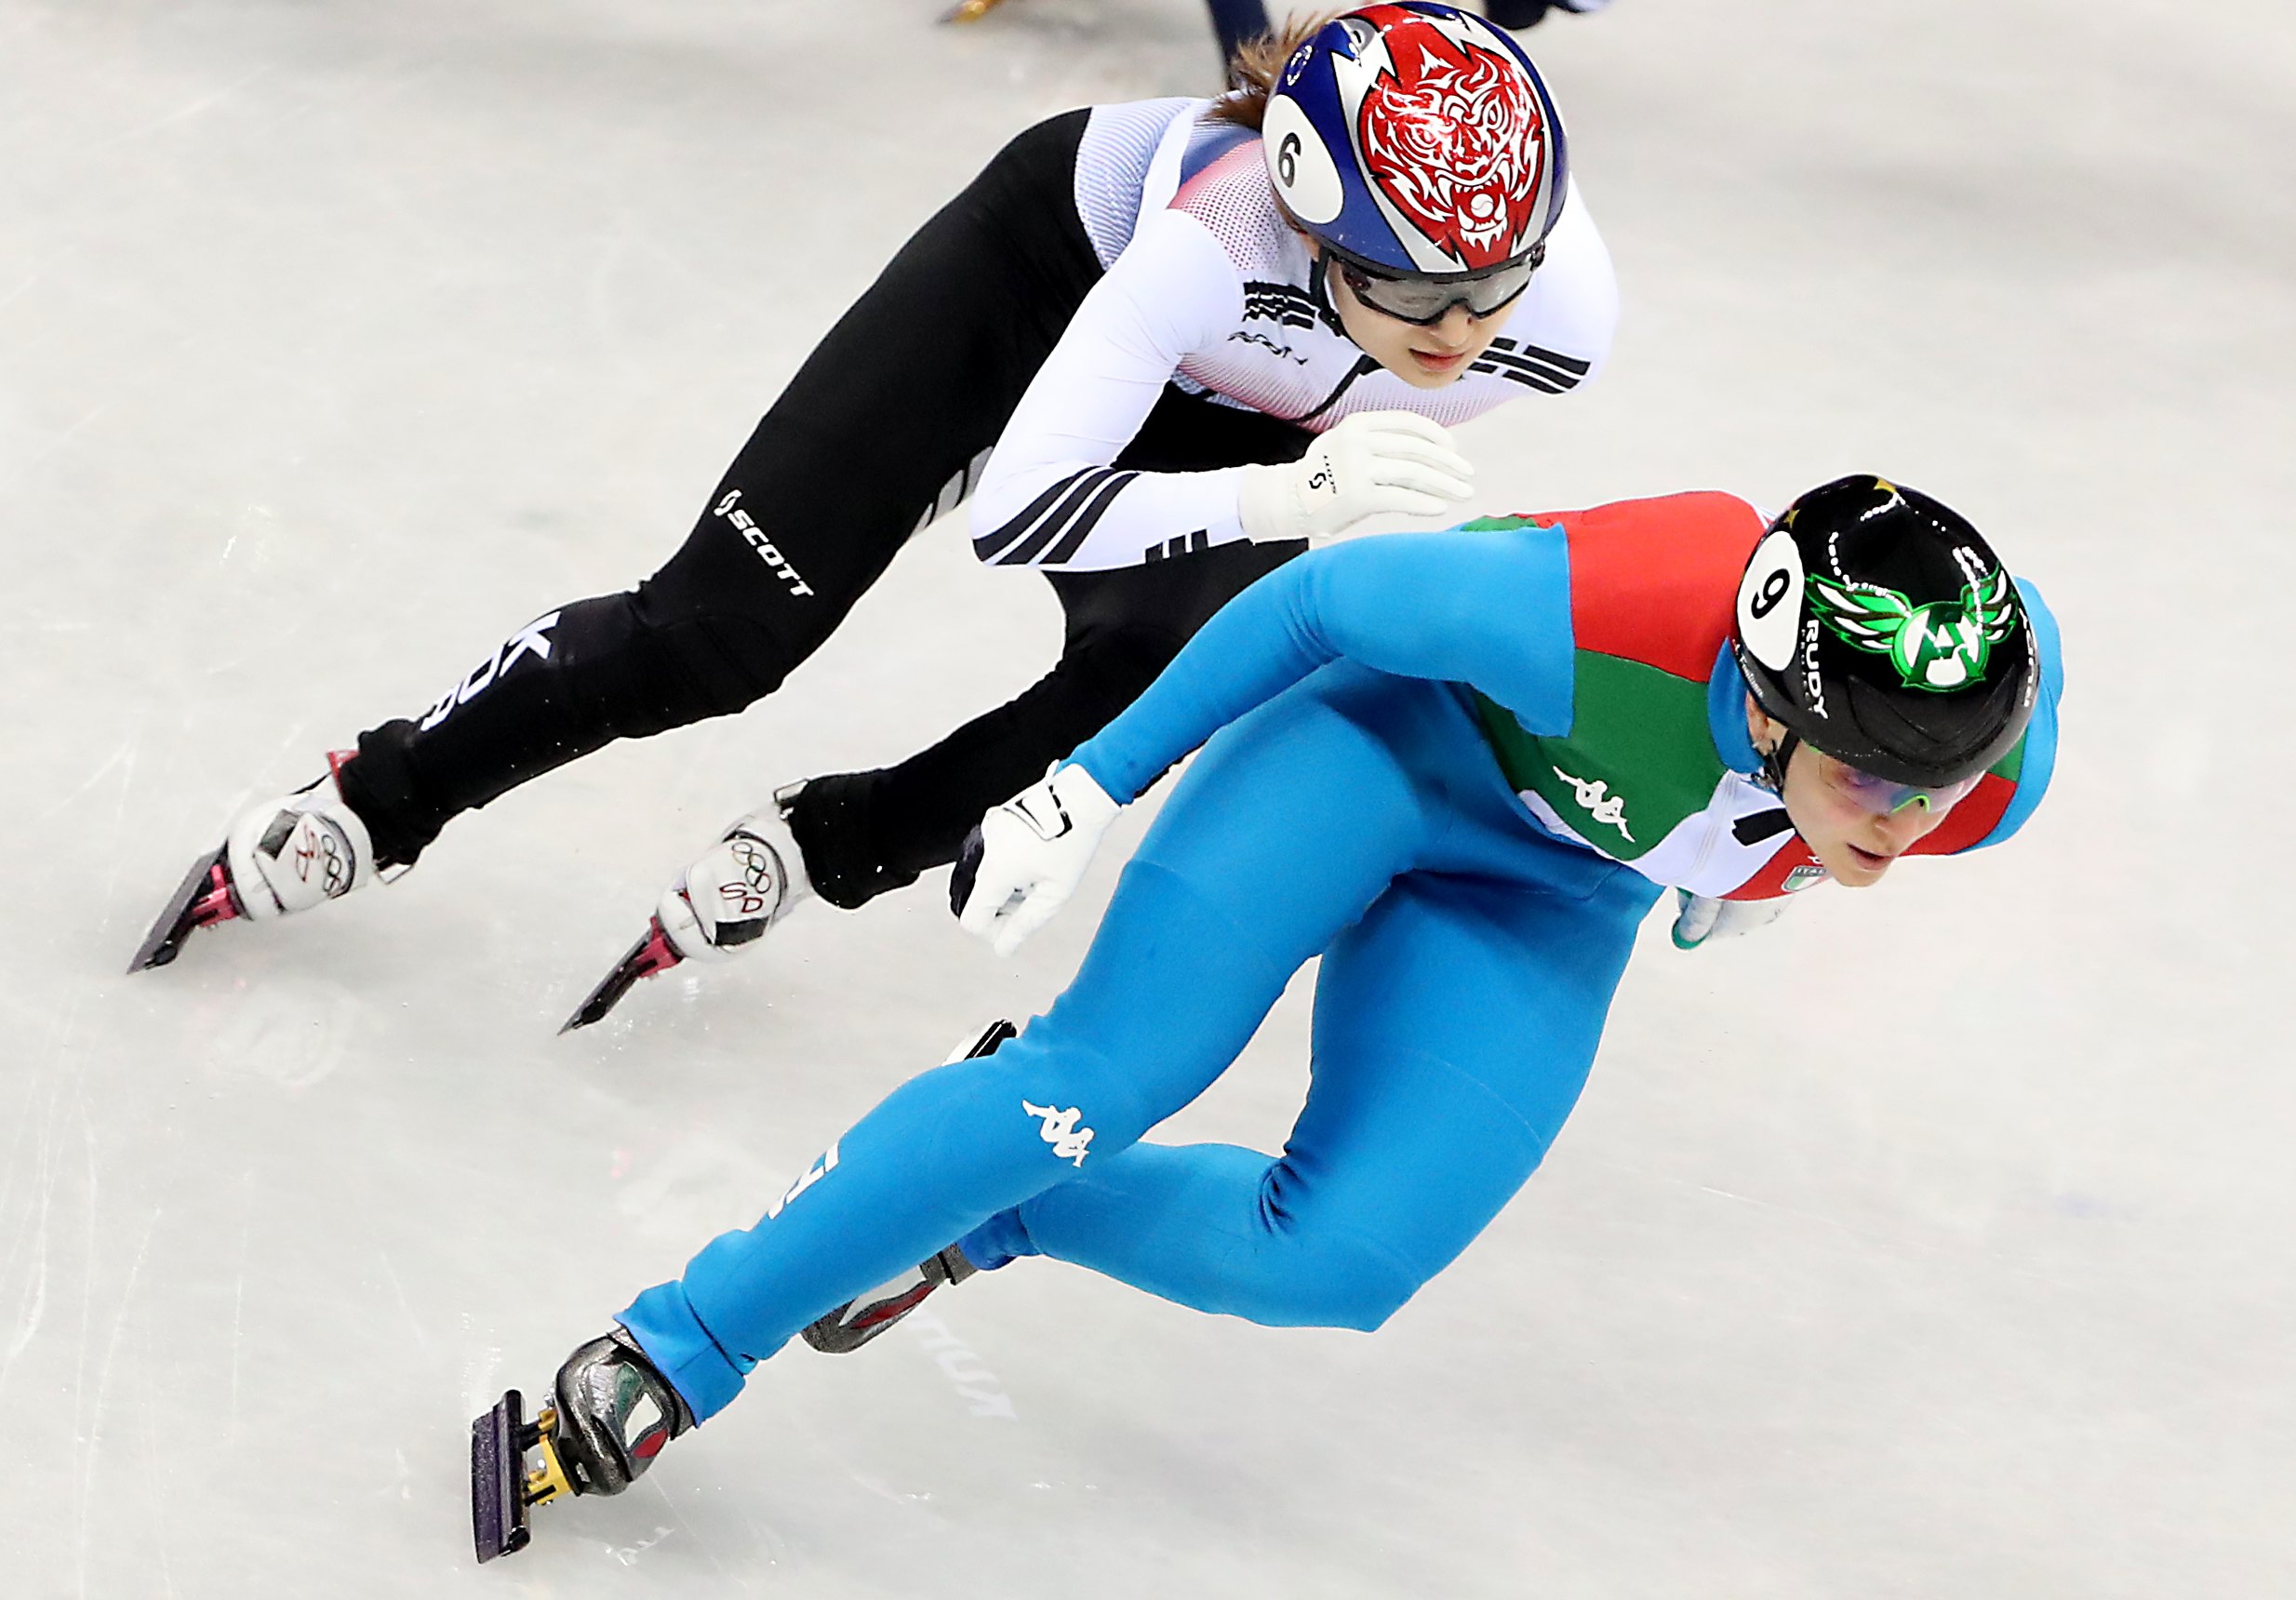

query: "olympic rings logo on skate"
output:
715 838 780 917
292 823 353 896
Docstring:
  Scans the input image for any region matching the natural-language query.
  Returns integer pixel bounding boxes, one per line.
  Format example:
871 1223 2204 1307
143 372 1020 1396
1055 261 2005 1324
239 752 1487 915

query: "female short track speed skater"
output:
468 475 2062 1559
129 6 1622 1008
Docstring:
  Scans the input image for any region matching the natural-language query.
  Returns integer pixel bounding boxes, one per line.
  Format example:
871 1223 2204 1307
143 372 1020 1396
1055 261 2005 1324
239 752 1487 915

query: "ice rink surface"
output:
2 1 2291 1593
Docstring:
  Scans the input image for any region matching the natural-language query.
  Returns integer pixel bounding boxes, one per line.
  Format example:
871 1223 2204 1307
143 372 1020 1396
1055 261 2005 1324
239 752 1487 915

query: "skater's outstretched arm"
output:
1070 521 1579 803
954 521 1577 953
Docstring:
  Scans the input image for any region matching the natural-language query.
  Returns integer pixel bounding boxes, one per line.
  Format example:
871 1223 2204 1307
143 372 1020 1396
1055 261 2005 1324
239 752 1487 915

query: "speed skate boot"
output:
469 1329 694 1563
801 1019 1017 1353
128 752 383 972
802 1242 982 1354
561 785 814 1032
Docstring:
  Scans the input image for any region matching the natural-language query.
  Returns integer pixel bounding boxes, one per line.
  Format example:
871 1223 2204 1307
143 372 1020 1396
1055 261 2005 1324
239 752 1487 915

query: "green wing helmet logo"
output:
1805 562 2019 692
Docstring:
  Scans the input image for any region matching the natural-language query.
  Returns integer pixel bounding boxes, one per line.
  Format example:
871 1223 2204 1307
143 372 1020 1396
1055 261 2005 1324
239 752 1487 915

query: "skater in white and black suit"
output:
131 5 1620 1014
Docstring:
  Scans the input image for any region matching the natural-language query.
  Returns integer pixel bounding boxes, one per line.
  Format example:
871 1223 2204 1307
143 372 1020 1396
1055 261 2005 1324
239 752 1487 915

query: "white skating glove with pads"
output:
658 807 812 961
1236 410 1474 547
954 763 1121 957
1671 889 1792 950
223 769 379 919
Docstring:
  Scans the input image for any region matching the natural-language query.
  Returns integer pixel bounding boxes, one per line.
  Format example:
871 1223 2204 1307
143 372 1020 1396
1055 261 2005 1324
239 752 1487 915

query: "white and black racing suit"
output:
338 99 1617 906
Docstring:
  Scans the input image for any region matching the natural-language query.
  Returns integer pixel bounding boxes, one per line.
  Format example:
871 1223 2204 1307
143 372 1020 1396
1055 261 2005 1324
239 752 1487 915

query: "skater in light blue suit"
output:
643 652 1654 1402
470 478 2061 1552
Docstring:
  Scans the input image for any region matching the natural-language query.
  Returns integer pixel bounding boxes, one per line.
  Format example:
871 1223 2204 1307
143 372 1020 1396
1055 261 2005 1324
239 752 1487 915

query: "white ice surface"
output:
2 1 2291 1595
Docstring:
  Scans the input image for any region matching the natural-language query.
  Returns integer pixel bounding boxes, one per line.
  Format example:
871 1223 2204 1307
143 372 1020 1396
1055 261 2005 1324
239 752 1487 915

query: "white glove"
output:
953 764 1123 957
1236 410 1474 546
1671 889 1792 950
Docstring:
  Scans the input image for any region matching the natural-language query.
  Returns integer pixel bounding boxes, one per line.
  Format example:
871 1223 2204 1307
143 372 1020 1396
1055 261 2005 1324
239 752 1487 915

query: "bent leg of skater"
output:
336 111 1102 867
616 666 1447 1419
971 853 1652 1329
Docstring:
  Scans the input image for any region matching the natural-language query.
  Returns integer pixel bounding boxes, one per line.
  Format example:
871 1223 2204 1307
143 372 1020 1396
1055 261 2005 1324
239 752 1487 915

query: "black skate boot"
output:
561 786 812 1032
469 1330 693 1563
800 1019 1015 1353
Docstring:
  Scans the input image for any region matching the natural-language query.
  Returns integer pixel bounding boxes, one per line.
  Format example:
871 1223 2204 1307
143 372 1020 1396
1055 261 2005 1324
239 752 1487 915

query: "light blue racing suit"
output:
620 513 2062 1420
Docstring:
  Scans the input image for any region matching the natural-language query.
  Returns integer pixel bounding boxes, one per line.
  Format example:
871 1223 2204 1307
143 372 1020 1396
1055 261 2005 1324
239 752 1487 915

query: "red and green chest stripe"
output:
1468 494 1783 884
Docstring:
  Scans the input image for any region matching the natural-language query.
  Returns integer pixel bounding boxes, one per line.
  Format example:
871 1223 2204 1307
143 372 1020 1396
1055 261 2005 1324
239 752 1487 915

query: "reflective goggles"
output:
1333 243 1542 326
1813 751 1982 818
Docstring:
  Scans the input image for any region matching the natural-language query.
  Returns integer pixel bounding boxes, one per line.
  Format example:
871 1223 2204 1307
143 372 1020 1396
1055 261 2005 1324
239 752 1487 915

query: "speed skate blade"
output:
470 1389 532 1563
127 846 236 973
940 0 1008 22
560 917 682 1033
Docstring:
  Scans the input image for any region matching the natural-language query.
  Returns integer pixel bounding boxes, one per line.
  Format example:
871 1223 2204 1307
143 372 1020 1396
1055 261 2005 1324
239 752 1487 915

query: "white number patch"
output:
1736 528 1804 672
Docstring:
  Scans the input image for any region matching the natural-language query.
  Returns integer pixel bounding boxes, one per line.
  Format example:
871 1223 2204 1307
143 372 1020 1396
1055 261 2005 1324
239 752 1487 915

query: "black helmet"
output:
1731 475 2037 789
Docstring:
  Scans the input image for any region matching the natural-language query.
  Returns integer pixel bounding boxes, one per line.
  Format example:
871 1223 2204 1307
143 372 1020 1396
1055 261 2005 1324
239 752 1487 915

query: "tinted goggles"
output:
1815 752 1982 818
1334 244 1542 326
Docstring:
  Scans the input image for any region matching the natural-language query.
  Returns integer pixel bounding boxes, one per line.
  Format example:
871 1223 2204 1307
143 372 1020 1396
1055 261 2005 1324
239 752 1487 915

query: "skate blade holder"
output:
470 1389 576 1563
127 846 240 973
560 916 684 1033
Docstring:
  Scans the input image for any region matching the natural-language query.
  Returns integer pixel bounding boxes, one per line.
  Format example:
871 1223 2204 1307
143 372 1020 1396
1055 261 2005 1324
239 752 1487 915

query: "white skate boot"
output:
129 753 384 970
560 786 814 1032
